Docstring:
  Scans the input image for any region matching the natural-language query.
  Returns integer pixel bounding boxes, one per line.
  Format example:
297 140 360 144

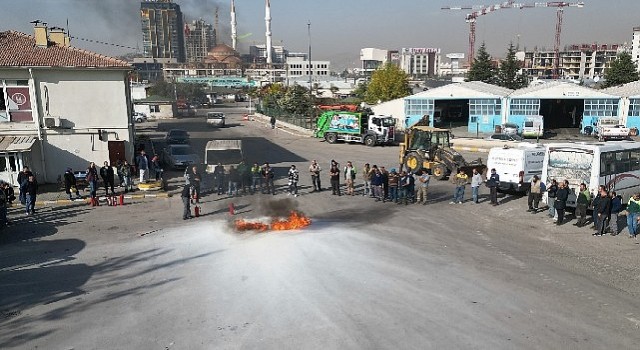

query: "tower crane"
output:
511 2 584 78
442 1 517 66
443 1 584 78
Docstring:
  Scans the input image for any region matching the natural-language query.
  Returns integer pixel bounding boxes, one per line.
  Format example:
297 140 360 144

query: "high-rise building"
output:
632 26 640 72
249 44 287 65
185 19 216 63
360 48 389 76
399 48 441 78
141 0 186 63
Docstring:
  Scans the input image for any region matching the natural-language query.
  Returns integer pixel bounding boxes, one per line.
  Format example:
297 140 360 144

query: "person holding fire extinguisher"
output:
181 185 192 220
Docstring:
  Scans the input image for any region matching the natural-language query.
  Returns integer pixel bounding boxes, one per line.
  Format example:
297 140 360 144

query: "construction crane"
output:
442 1 517 66
443 1 584 78
511 2 584 78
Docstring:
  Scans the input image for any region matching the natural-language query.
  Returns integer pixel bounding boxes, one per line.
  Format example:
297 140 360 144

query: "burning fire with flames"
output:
234 211 311 232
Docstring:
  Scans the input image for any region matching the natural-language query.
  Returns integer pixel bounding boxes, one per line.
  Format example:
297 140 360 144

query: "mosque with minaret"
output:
137 0 330 86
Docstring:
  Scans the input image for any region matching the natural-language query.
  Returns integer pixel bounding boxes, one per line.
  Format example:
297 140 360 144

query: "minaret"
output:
231 0 237 50
265 0 273 65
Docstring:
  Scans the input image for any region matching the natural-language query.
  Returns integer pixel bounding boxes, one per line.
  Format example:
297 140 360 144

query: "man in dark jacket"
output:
486 168 500 206
608 191 622 236
329 160 341 196
574 183 590 227
594 186 611 236
64 168 81 200
17 166 33 205
100 161 115 196
554 181 569 225
22 175 38 215
181 185 192 220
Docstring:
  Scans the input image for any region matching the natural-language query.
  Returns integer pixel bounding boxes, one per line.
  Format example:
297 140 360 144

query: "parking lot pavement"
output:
3 106 640 348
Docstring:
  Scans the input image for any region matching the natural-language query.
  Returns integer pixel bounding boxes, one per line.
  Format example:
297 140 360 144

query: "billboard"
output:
402 48 441 54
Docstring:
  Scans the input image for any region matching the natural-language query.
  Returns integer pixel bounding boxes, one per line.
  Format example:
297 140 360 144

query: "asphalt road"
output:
1 105 640 349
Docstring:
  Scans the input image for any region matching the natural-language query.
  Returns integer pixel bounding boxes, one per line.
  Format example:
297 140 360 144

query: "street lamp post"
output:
308 21 312 97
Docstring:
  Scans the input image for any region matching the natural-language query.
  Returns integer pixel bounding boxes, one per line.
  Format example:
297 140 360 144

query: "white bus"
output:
541 141 640 208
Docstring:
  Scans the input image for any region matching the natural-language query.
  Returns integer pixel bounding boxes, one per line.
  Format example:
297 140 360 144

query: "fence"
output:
258 106 316 130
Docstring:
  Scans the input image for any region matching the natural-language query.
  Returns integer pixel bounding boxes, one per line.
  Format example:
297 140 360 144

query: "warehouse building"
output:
603 80 640 129
507 81 620 132
403 82 512 133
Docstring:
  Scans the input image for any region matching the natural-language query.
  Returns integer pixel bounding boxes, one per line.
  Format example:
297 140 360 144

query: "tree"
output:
280 85 312 116
496 43 528 89
353 82 368 99
604 52 639 88
364 63 411 104
467 42 496 84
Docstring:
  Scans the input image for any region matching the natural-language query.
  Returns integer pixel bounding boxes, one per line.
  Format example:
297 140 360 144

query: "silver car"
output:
162 144 199 169
485 134 524 142
501 123 520 135
206 112 226 127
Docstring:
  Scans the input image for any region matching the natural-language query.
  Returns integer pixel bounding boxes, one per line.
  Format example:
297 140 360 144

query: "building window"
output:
584 98 619 117
510 98 540 115
405 98 434 116
0 80 33 122
630 98 640 117
469 98 501 116
150 105 160 113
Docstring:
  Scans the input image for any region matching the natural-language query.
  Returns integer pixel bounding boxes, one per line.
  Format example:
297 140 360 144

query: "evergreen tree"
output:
467 43 496 84
497 43 528 89
604 52 639 87
364 63 411 104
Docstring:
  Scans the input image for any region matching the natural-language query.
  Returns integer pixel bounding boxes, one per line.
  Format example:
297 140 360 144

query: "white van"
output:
486 143 546 193
204 140 244 173
522 115 544 138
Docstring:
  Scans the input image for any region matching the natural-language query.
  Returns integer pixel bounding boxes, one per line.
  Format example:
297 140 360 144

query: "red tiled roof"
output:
0 30 131 69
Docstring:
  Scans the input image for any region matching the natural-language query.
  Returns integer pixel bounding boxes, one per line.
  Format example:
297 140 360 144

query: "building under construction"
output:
184 19 216 64
140 0 186 63
522 43 625 80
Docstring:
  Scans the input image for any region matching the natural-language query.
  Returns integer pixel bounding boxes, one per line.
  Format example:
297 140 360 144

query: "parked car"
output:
501 123 520 135
132 112 147 123
206 112 226 127
165 129 190 144
74 170 88 189
485 134 524 142
162 144 199 169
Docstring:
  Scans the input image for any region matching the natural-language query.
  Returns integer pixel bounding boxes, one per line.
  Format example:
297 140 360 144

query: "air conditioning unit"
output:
44 116 61 128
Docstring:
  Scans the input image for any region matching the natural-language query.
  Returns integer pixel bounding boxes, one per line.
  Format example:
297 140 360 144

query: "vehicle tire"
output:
432 163 447 180
325 133 338 144
364 135 376 147
136 118 142 123
404 152 423 173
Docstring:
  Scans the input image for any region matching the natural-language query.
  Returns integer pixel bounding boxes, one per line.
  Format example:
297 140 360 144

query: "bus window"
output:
631 150 640 171
615 151 631 172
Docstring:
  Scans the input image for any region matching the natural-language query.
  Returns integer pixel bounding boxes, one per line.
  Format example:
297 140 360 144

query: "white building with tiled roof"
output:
0 25 133 185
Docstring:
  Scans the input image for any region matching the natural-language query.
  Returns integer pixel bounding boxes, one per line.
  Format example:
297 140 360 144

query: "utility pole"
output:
307 21 312 97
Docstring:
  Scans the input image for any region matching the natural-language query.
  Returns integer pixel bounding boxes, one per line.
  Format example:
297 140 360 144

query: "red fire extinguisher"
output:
194 205 200 217
228 202 235 215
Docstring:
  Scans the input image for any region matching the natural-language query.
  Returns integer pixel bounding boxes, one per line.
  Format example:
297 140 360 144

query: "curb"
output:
451 146 490 153
34 193 172 207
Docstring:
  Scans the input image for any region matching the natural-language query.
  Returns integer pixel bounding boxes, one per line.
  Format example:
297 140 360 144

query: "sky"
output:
2 0 639 70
